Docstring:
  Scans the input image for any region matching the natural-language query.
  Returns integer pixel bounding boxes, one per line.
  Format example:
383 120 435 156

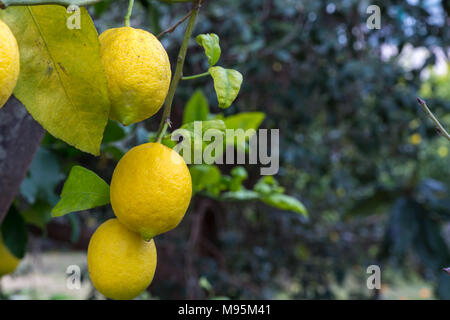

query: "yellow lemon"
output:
0 233 20 277
99 27 171 126
110 142 192 240
87 219 157 300
0 19 20 109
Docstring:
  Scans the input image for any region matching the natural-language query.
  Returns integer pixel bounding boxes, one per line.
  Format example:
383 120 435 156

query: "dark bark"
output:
0 96 45 223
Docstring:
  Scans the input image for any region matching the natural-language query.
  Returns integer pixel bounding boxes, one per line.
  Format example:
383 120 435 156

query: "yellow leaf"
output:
0 6 110 155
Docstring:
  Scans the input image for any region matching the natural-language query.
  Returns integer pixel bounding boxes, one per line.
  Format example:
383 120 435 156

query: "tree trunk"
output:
0 96 45 223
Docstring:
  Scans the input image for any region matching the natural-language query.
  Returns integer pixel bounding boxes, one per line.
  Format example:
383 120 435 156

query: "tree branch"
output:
0 0 102 9
155 0 202 141
417 97 450 141
157 9 193 39
0 96 45 223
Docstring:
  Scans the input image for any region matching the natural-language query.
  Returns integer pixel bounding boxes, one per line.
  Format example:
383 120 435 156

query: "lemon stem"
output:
124 0 134 27
417 97 450 141
156 0 203 142
182 71 210 80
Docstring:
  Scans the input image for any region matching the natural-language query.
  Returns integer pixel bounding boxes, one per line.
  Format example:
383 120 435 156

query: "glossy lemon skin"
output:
0 19 20 109
87 219 157 300
99 27 171 126
110 143 192 240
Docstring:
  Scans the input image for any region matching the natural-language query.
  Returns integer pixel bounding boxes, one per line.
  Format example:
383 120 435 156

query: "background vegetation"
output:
1 0 450 299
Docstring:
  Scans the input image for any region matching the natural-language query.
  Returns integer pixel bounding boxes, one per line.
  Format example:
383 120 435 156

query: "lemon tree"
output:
0 0 308 300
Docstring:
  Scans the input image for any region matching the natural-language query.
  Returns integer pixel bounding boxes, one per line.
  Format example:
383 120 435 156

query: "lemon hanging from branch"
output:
99 27 171 126
110 143 192 240
87 219 157 300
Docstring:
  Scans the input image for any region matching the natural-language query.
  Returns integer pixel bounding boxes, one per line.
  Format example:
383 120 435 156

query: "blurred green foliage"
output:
2 0 450 300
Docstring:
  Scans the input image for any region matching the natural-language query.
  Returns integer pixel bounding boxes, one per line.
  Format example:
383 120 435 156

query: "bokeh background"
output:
1 0 450 300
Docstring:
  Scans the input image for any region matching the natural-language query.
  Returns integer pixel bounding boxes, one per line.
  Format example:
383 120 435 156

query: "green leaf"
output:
1 208 28 259
0 6 110 155
254 175 284 196
209 66 243 109
190 165 222 193
229 166 248 191
221 190 260 201
181 119 226 133
196 33 221 66
102 120 126 144
224 112 266 131
198 276 213 292
231 166 248 179
182 90 210 124
176 120 226 162
20 201 52 230
261 193 308 217
51 166 110 217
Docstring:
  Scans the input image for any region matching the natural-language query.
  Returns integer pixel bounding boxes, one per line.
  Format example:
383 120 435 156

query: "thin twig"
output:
0 0 101 8
157 9 193 39
417 97 450 141
155 0 203 141
182 71 209 80
156 119 171 143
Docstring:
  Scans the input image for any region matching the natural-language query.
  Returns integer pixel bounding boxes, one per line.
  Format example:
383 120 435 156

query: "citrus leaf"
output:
1 207 28 259
229 166 248 191
261 193 308 217
102 120 126 144
209 66 243 109
182 90 209 124
0 6 110 155
221 190 260 201
224 112 265 131
190 164 222 193
20 201 52 230
52 166 110 217
196 33 221 66
181 119 226 133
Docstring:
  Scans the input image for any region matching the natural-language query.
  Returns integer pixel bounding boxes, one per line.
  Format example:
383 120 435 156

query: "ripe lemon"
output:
110 142 192 240
0 233 20 277
0 19 20 109
99 27 171 126
87 219 157 300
